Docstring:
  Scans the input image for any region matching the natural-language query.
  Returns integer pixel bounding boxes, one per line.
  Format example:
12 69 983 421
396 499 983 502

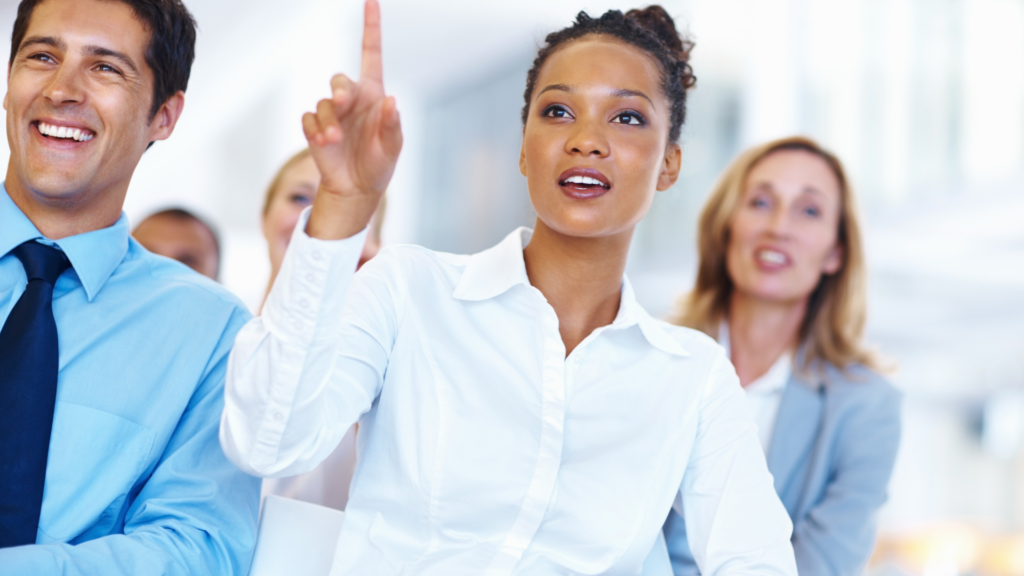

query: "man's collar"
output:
453 227 688 357
1 183 129 301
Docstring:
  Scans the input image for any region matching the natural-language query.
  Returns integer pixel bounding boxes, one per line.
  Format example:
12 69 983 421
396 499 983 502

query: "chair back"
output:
248 495 345 576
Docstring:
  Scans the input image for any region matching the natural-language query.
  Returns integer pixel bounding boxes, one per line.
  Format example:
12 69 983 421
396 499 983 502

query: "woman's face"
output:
263 155 320 274
520 36 681 240
262 154 383 276
726 149 844 305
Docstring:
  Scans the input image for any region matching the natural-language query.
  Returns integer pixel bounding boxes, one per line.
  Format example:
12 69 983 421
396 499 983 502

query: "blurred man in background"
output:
133 207 221 280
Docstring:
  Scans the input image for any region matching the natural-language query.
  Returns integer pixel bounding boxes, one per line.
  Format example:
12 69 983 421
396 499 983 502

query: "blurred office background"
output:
1 0 1023 573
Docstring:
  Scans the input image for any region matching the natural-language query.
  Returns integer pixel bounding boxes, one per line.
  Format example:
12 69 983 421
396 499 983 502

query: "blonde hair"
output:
262 148 386 243
671 136 881 373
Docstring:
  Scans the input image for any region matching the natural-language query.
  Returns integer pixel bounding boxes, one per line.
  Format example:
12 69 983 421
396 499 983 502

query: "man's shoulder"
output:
121 240 251 318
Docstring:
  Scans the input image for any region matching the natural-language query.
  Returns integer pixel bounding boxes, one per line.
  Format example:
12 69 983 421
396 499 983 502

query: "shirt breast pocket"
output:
36 401 156 543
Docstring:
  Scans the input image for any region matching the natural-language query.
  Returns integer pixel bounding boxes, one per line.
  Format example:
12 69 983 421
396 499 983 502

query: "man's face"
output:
4 0 169 206
133 214 220 280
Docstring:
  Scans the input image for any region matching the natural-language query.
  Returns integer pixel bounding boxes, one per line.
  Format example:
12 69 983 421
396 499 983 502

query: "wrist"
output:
305 192 380 240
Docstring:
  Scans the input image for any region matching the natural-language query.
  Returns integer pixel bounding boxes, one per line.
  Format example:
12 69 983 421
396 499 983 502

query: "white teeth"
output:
38 122 93 141
757 249 787 265
564 175 608 187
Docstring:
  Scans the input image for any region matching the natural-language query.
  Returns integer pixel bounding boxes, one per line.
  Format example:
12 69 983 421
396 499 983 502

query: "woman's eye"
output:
289 193 313 206
542 105 571 119
801 205 821 218
96 63 120 74
751 197 770 209
612 112 644 126
29 54 54 63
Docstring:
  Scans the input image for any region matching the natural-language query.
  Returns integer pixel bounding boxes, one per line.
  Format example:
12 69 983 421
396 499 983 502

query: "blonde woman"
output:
662 136 901 576
257 149 385 510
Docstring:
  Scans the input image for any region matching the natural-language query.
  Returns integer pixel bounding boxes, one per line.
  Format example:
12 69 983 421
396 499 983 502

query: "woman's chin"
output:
735 285 812 307
535 211 640 240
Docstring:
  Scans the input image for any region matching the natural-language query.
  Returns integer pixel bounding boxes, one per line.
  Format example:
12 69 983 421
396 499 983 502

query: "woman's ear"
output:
822 243 843 275
657 143 682 191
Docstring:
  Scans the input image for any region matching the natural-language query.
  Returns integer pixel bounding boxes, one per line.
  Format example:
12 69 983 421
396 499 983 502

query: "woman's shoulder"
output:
819 361 902 409
360 243 473 283
652 320 727 360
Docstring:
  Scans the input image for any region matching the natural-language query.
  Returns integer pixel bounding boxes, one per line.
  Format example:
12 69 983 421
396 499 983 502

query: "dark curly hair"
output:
521 6 695 143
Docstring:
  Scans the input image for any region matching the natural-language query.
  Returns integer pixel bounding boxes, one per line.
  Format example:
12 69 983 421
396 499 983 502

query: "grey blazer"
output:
661 362 902 576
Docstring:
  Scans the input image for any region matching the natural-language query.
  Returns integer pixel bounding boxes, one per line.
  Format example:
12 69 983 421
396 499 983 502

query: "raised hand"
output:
305 0 402 240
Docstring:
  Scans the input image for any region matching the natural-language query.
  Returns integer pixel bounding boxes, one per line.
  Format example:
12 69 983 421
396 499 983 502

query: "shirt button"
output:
299 298 309 308
305 274 315 283
272 411 285 422
311 251 322 261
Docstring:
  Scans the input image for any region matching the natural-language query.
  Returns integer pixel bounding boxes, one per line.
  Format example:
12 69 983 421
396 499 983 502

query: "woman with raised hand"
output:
221 1 797 573
661 137 901 576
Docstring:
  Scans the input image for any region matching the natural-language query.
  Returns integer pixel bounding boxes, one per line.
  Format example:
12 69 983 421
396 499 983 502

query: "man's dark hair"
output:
522 6 696 144
137 207 221 277
10 0 197 121
144 207 220 253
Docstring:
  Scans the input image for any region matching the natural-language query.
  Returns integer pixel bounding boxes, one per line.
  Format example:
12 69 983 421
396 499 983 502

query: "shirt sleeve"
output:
220 207 396 478
679 348 798 575
790 386 902 575
0 307 262 576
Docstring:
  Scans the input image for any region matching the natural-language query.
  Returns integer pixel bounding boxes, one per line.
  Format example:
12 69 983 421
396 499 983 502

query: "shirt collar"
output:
1 183 129 301
453 227 688 357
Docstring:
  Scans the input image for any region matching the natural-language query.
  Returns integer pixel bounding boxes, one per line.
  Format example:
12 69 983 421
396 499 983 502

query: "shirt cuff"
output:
264 206 368 348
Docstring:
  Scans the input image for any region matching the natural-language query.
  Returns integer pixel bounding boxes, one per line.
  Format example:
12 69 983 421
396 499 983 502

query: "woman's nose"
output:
565 117 609 158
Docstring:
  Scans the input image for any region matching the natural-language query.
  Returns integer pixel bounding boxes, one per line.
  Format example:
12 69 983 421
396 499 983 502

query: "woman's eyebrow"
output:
611 88 654 106
537 84 572 99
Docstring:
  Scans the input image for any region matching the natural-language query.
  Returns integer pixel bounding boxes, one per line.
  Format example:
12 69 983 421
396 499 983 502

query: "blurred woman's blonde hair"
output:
670 135 882 373
262 148 386 243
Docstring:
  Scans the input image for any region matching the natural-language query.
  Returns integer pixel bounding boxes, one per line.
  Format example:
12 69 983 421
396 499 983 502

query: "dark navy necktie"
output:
0 241 70 547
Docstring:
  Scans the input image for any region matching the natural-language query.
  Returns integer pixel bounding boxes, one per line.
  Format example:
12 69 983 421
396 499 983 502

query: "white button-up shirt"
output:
221 214 796 576
719 323 792 451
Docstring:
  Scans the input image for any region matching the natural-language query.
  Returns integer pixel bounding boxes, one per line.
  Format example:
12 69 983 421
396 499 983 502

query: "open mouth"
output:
560 175 610 190
557 168 612 197
35 121 95 142
755 248 790 267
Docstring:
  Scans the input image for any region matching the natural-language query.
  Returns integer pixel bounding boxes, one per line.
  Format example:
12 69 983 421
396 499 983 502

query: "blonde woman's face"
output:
262 154 382 277
263 155 320 275
726 149 843 305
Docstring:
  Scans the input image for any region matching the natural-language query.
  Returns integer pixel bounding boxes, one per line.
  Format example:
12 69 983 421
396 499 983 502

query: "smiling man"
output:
0 0 260 574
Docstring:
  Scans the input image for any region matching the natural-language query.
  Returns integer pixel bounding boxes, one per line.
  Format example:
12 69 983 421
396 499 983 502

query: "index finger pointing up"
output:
360 0 384 90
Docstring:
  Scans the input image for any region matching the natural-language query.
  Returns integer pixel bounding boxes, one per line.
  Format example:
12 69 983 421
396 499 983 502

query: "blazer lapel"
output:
766 371 825 497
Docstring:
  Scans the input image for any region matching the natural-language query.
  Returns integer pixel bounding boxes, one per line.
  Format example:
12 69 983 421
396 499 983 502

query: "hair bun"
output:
626 6 692 64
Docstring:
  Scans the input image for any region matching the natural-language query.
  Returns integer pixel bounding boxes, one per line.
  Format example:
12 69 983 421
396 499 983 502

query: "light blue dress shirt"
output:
0 186 261 575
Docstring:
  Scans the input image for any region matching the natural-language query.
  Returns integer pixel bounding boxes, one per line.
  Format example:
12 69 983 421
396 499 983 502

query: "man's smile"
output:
33 120 96 143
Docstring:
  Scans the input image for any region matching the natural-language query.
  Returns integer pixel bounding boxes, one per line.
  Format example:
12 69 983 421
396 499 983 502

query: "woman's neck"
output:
727 290 806 387
523 219 632 356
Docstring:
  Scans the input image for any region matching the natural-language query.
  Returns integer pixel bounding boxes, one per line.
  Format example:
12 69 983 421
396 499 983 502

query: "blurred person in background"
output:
661 136 902 576
132 207 220 279
0 0 259 573
257 148 385 511
261 148 384 296
222 2 798 573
